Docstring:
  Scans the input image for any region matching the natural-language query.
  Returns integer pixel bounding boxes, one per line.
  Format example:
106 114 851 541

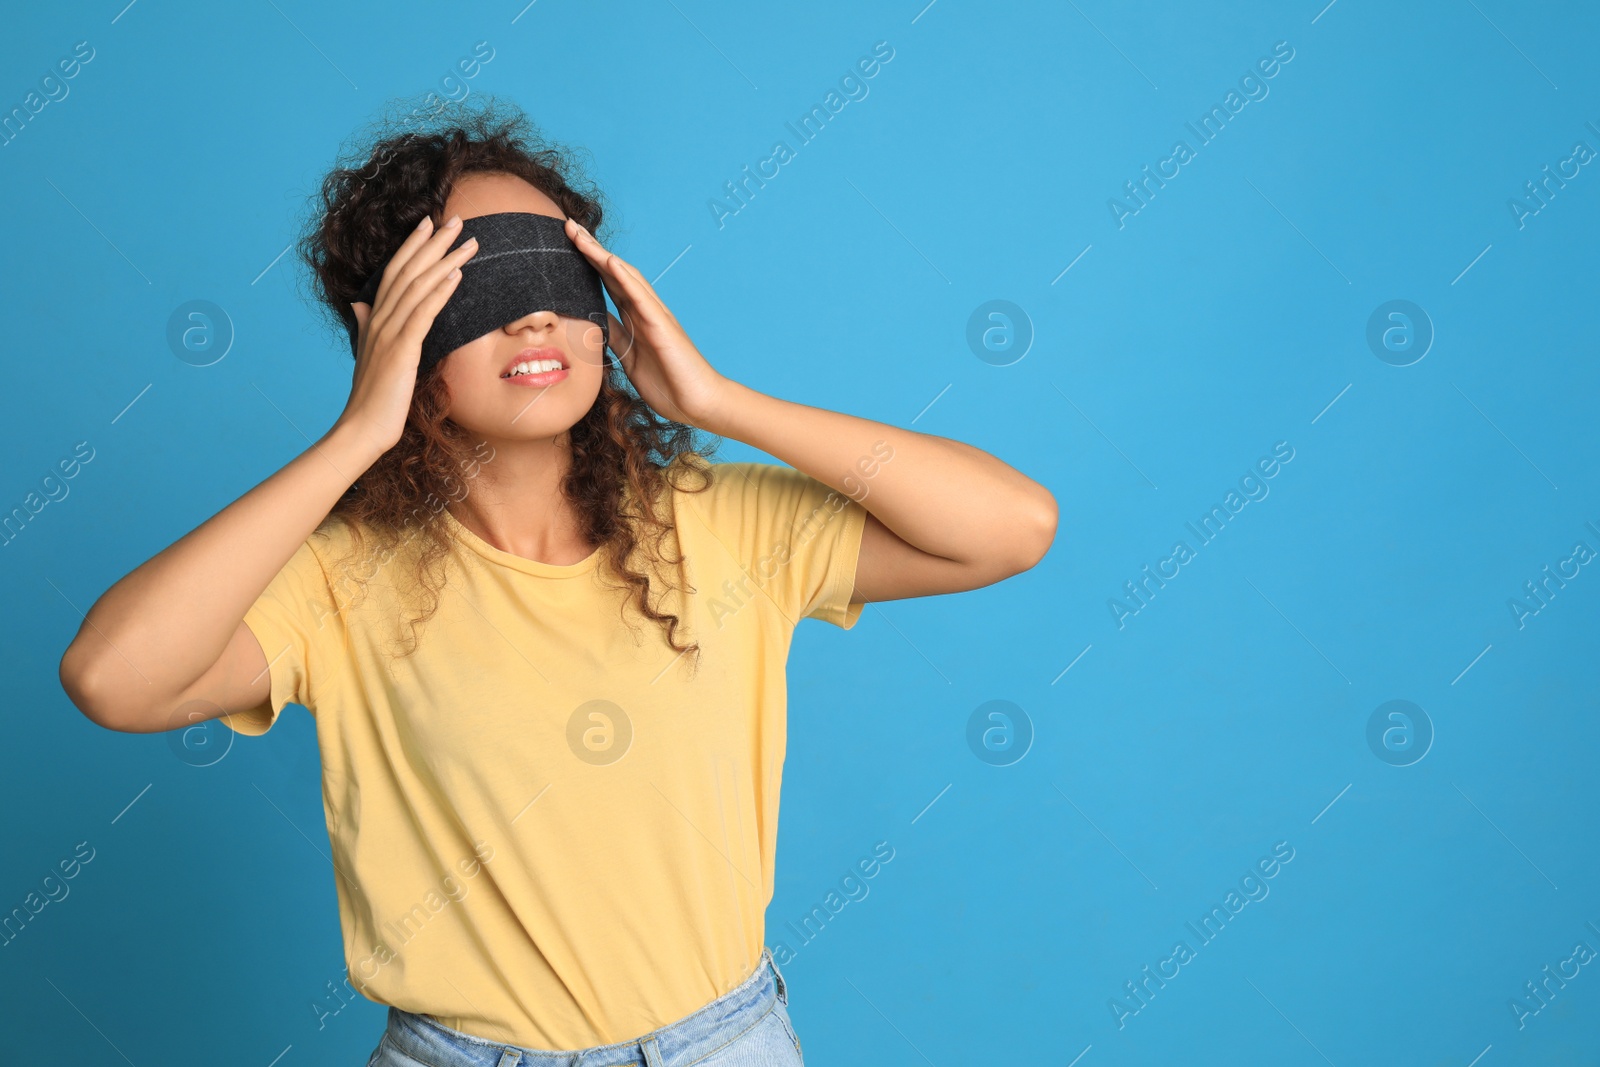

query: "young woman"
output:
58 102 1056 1066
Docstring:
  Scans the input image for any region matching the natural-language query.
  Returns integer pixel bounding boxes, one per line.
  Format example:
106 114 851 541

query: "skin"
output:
57 170 1057 733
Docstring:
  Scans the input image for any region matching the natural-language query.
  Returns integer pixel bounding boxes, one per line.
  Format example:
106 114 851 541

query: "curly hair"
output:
295 94 719 670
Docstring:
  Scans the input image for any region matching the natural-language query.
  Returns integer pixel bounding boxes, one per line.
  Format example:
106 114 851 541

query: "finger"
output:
373 233 478 341
567 221 679 328
364 245 470 362
376 216 471 320
369 214 439 307
399 230 478 305
390 219 472 306
607 254 678 326
394 264 465 352
573 240 636 318
595 249 670 335
565 220 651 319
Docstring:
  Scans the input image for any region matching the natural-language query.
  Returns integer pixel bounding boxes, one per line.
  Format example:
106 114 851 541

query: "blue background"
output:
4 0 1598 1063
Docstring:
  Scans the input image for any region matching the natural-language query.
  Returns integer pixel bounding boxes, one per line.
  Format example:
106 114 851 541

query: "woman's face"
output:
435 172 608 444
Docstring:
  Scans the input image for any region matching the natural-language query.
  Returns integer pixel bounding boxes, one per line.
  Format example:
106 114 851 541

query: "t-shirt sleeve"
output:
690 461 869 630
220 532 343 736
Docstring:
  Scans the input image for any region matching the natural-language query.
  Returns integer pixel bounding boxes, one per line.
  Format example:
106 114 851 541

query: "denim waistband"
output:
382 947 790 1067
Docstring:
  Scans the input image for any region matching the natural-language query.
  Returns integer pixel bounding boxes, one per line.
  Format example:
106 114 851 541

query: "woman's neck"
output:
447 437 593 565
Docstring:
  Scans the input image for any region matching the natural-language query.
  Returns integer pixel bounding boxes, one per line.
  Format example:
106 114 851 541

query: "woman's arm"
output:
60 212 477 732
58 424 386 732
700 383 1057 605
562 218 1058 607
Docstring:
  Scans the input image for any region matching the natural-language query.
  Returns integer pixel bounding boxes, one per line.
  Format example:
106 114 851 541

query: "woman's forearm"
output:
700 379 1055 569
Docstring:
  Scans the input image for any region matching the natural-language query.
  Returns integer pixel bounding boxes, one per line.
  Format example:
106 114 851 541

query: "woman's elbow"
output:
1009 489 1058 572
60 643 136 732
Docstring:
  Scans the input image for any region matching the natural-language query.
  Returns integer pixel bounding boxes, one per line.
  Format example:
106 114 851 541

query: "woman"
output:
58 101 1056 1066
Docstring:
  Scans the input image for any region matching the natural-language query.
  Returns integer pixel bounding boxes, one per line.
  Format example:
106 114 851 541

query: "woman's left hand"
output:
565 219 731 430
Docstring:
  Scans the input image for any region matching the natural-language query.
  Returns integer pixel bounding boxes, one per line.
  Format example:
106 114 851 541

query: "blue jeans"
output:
366 948 805 1067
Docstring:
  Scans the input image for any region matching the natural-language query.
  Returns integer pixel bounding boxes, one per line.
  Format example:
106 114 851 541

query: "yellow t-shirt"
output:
221 457 867 1049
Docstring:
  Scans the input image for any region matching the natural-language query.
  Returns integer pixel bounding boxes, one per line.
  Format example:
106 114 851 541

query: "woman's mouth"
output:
501 350 569 387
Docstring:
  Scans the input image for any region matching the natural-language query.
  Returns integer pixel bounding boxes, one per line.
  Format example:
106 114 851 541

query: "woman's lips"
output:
500 347 568 375
501 347 569 386
502 366 568 387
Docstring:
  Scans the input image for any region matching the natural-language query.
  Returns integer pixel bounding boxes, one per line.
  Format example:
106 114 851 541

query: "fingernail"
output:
416 215 432 230
446 214 462 228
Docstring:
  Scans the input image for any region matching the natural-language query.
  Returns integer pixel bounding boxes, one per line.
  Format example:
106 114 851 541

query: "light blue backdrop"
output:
3 1 1597 1064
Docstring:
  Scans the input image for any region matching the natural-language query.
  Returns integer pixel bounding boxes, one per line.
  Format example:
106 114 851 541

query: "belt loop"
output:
495 1050 521 1067
641 1033 667 1067
765 946 789 1005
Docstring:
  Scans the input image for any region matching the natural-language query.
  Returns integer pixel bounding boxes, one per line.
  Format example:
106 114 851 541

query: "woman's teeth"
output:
503 359 563 378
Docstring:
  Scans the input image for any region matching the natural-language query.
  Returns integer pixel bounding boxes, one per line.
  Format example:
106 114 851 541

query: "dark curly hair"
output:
294 94 718 669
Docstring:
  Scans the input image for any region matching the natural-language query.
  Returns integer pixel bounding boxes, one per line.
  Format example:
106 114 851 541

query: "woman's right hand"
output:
335 212 480 454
